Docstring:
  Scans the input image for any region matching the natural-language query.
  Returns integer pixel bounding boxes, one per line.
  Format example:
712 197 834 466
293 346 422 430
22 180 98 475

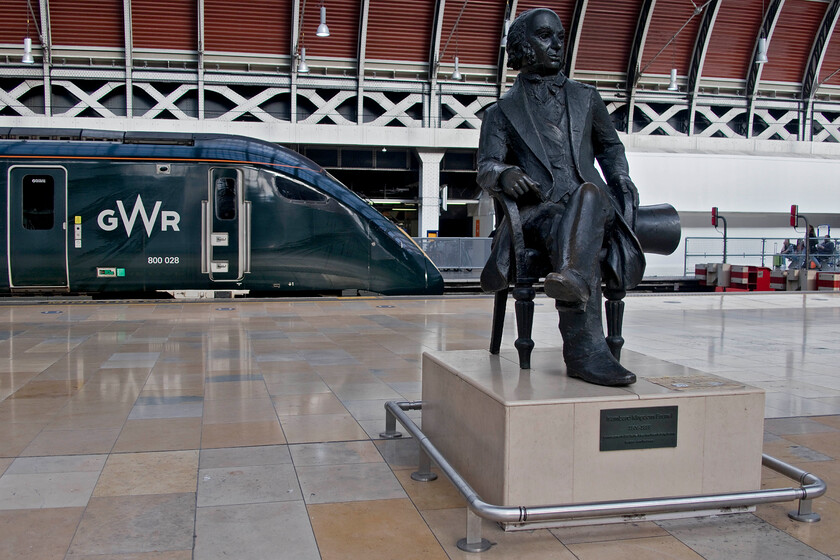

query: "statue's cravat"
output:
522 73 565 104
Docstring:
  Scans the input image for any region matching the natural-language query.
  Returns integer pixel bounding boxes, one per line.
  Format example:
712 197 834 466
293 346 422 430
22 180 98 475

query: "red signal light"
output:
711 207 718 226
790 205 798 227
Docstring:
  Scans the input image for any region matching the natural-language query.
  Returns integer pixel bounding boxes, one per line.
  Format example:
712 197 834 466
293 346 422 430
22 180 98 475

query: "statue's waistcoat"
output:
497 74 599 205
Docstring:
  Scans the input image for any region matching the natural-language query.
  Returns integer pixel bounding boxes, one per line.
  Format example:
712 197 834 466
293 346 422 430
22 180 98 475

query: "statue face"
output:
521 10 566 76
521 10 565 76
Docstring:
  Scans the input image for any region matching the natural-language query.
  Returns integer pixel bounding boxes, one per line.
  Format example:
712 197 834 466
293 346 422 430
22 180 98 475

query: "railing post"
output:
761 238 766 267
379 407 402 439
457 508 493 553
411 450 438 482
789 496 821 522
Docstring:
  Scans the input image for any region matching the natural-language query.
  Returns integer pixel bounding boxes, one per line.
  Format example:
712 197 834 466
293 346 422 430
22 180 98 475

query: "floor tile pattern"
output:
0 293 838 558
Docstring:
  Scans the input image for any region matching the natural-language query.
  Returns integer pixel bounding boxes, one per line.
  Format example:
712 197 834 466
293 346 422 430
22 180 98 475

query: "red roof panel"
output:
576 0 642 74
51 0 124 48
300 0 358 59
0 2 41 45
704 0 763 80
133 0 197 51
439 0 506 67
366 0 434 62
819 20 840 87
205 0 291 55
642 0 704 77
762 0 826 83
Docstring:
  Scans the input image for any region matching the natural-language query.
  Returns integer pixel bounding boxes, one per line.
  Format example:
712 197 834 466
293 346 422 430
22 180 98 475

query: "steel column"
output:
356 0 370 124
625 0 656 133
800 0 840 140
746 0 784 138
564 0 588 78
687 0 720 136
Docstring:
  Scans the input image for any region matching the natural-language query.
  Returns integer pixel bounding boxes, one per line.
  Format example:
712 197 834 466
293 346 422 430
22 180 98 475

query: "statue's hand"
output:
611 175 639 228
500 168 541 200
614 175 640 209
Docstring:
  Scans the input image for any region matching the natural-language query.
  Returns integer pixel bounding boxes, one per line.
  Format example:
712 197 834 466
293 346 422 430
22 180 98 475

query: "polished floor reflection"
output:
0 292 838 559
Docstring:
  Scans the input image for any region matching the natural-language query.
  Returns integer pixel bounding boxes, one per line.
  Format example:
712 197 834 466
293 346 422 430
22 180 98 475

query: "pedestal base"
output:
421 348 765 528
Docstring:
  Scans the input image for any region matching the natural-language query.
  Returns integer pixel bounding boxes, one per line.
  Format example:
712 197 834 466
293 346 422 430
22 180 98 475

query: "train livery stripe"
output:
0 154 321 173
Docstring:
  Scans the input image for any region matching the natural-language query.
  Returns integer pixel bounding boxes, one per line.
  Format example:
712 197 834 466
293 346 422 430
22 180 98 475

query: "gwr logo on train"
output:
97 195 181 237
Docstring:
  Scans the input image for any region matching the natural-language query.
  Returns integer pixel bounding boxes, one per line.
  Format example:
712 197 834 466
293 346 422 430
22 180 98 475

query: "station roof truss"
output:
2 0 840 143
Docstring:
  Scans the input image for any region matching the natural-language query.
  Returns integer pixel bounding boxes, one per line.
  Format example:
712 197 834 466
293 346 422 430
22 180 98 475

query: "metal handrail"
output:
384 400 827 551
684 236 840 275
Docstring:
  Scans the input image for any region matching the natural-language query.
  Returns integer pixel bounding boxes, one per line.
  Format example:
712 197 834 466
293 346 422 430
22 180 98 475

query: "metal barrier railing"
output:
383 400 827 553
415 236 839 280
414 237 492 272
684 237 839 276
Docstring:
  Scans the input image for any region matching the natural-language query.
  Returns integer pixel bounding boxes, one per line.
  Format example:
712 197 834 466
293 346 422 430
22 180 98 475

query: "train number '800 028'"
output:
148 256 180 265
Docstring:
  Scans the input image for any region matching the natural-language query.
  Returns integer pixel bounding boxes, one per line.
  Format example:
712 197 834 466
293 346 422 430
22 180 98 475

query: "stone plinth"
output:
421 348 764 517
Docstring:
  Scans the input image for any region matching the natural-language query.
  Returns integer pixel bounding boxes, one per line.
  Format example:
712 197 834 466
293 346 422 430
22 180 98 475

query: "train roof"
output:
0 127 405 238
0 128 322 174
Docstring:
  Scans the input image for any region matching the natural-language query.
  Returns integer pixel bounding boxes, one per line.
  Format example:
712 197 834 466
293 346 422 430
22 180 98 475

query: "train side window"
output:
22 175 55 230
215 177 237 220
274 176 327 203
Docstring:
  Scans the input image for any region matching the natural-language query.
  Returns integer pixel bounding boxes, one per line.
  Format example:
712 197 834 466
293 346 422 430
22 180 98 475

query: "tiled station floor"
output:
0 292 838 559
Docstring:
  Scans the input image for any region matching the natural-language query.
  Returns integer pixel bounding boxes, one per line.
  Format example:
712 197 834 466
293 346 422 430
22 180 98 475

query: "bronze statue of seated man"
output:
478 7 645 386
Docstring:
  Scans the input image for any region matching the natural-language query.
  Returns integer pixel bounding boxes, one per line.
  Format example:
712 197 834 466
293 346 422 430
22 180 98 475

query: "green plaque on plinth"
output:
600 406 678 451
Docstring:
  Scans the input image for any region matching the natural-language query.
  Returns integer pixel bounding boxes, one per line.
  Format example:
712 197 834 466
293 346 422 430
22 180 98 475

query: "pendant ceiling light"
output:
667 68 678 91
297 47 310 73
22 36 34 64
23 0 34 64
441 0 468 82
756 0 768 64
316 5 330 37
756 37 768 64
451 56 462 81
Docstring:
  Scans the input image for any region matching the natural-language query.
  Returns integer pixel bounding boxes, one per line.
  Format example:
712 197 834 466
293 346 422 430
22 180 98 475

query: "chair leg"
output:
512 283 535 369
489 289 508 355
604 288 626 361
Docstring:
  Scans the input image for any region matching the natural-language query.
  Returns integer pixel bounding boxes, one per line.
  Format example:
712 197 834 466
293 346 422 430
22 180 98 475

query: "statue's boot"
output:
558 288 636 386
544 269 589 312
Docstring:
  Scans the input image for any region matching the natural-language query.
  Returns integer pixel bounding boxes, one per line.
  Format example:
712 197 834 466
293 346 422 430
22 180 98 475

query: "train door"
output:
7 166 68 288
202 168 250 282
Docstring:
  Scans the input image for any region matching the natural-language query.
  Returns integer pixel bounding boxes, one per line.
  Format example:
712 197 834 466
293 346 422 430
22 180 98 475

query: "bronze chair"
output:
487 195 681 369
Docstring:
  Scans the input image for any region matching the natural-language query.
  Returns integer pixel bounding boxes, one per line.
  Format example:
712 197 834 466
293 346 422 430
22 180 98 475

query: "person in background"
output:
791 238 805 269
779 238 795 269
815 234 836 270
806 226 820 269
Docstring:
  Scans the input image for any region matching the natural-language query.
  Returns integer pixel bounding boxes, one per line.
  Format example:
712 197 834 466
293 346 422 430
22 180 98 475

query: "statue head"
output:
507 8 565 75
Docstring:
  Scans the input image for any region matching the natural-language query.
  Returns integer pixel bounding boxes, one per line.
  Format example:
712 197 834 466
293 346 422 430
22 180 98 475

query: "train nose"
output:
368 226 444 295
425 259 445 294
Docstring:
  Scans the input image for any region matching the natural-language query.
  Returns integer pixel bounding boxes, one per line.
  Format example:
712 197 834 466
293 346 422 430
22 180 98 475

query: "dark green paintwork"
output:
0 130 444 295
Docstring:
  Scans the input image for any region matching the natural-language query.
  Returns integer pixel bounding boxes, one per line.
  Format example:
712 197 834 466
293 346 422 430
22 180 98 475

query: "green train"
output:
0 129 443 296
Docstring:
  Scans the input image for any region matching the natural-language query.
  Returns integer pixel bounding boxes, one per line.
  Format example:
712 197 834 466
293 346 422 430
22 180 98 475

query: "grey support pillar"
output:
417 150 445 238
123 0 133 118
